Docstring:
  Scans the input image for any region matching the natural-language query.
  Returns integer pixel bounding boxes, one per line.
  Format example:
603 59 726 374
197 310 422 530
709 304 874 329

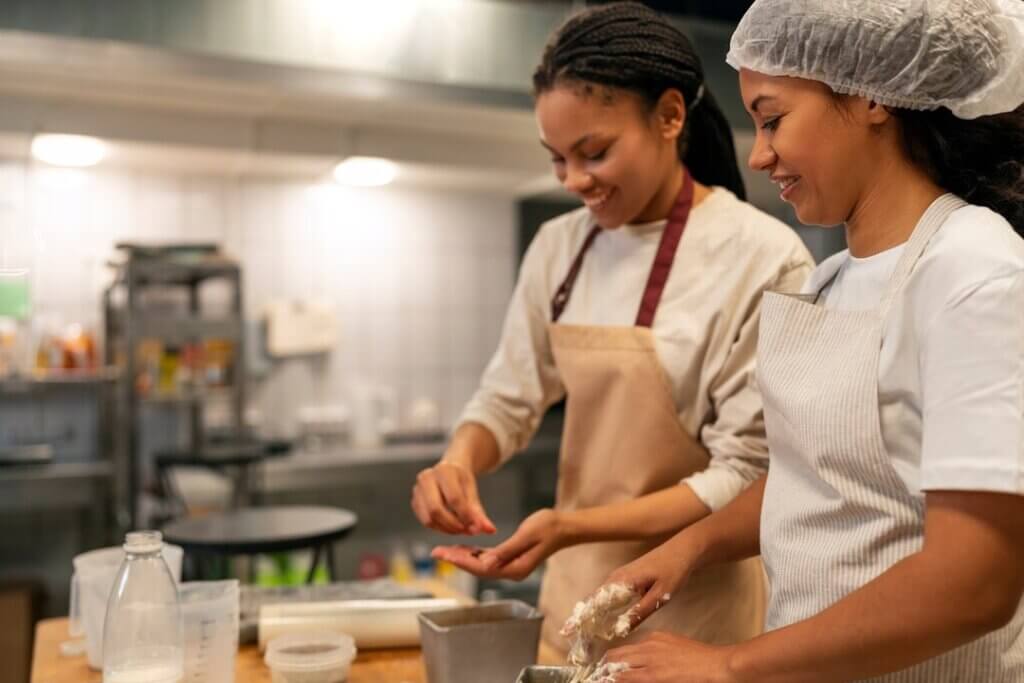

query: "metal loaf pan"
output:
418 600 544 683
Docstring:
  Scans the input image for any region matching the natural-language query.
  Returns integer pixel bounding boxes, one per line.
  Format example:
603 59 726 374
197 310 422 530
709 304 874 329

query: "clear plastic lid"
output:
264 631 357 673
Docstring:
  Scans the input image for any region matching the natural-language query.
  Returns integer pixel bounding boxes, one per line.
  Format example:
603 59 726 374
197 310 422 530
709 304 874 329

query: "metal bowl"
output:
515 665 576 683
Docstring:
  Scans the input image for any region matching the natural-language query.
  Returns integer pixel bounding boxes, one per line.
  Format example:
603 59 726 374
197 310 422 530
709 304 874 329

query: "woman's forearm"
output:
727 550 1006 682
684 474 766 572
558 483 713 545
726 490 1024 682
558 474 767 554
442 422 502 475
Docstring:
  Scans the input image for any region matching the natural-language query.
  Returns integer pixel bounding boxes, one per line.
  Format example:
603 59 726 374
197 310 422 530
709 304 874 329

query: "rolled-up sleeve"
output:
685 261 814 510
456 228 566 465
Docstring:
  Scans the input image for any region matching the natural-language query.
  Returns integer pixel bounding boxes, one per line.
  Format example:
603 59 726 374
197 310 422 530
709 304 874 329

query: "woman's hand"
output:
432 508 566 580
607 632 738 683
411 460 496 535
596 535 698 632
411 423 501 535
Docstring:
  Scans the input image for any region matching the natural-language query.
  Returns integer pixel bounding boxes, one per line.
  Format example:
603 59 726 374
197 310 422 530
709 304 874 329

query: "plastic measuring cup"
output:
69 543 183 670
180 580 240 683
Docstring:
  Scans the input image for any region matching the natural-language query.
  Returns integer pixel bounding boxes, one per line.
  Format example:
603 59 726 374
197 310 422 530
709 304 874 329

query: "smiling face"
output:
535 83 685 228
739 69 890 227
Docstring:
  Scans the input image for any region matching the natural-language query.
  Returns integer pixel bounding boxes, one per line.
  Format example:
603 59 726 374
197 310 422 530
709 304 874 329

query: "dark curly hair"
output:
532 1 747 200
891 105 1024 236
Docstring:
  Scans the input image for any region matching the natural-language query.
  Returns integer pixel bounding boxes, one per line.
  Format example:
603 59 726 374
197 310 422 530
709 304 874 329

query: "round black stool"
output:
163 505 357 584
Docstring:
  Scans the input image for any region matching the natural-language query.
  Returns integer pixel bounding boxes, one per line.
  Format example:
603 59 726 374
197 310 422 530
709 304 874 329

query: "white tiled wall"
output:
1 161 518 435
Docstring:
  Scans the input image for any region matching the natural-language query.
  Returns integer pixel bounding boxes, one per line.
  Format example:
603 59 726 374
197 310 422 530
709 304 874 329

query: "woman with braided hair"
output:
410 2 813 656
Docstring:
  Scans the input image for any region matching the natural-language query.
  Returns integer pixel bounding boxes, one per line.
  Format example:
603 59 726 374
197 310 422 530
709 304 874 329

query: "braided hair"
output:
533 1 746 200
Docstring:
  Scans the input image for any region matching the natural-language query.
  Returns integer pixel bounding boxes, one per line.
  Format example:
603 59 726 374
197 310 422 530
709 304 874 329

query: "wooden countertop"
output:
31 579 563 683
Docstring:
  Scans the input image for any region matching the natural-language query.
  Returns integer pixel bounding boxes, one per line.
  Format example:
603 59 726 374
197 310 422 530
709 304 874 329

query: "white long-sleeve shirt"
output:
459 187 814 510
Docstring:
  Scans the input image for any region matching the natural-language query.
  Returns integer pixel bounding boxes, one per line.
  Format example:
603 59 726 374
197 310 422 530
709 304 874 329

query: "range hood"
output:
0 1 751 196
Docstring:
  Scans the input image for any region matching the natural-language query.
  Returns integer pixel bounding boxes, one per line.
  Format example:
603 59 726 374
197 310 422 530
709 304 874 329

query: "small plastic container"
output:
264 631 357 683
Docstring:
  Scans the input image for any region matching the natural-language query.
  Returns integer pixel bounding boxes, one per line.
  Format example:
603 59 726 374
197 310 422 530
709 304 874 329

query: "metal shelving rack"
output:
103 243 245 527
0 368 119 463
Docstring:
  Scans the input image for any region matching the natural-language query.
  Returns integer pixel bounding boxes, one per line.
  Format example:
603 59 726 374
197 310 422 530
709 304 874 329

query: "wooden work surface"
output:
31 579 563 683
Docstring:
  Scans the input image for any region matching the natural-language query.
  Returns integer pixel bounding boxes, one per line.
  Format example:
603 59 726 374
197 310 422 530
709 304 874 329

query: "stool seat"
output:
163 506 357 583
163 505 357 555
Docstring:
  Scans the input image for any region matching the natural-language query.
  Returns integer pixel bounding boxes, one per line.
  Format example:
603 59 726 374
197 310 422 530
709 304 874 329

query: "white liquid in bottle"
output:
103 662 183 683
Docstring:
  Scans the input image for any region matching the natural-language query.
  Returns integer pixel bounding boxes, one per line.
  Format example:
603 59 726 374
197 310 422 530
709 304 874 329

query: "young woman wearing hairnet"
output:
579 0 1024 680
408 3 814 657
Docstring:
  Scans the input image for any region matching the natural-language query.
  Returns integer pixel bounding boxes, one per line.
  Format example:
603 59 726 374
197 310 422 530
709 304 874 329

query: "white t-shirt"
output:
808 203 1024 496
458 187 815 511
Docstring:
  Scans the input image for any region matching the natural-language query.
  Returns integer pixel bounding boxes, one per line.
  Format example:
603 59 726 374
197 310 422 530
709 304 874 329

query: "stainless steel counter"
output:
258 433 561 494
0 461 113 512
0 461 114 617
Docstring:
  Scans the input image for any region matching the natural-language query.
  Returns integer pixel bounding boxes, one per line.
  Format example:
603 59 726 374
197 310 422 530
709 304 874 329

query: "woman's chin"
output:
793 205 838 229
594 212 626 230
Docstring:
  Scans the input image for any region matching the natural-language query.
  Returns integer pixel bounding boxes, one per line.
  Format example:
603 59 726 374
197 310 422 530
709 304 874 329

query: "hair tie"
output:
690 84 705 110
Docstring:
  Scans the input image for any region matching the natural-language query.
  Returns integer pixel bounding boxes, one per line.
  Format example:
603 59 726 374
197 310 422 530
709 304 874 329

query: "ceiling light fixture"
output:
31 134 107 167
332 156 398 187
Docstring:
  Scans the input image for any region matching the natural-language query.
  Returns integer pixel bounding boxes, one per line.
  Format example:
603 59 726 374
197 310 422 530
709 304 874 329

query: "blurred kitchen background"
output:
0 2 844 680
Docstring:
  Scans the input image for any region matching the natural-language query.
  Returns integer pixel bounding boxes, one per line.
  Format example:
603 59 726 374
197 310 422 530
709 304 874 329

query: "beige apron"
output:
757 194 1024 681
537 173 766 656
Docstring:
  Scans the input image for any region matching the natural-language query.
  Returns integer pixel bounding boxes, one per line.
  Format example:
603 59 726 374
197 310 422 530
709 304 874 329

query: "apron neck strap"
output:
550 172 696 325
878 193 966 318
551 225 601 323
635 172 695 327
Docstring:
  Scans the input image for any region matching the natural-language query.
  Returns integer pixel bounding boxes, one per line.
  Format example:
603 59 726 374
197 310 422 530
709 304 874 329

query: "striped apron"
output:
757 194 1024 681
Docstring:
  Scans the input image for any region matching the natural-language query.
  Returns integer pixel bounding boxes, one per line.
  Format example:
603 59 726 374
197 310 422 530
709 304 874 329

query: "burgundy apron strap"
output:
551 226 601 323
550 172 696 325
635 172 695 328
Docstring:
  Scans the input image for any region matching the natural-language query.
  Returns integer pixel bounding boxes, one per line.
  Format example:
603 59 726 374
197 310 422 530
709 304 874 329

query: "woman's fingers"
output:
432 464 489 533
480 523 538 568
432 544 493 573
489 542 546 580
626 582 671 629
413 468 467 533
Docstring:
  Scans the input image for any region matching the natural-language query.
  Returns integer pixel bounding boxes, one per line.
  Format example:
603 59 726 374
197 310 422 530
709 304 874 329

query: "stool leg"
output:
182 553 195 581
305 546 323 585
326 543 337 582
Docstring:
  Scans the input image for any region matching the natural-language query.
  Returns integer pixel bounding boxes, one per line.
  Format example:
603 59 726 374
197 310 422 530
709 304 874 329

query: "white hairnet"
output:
726 0 1024 119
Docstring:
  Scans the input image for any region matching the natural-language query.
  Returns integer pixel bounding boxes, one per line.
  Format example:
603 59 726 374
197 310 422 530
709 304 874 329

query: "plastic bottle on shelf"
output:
411 542 436 579
389 543 413 584
101 531 184 683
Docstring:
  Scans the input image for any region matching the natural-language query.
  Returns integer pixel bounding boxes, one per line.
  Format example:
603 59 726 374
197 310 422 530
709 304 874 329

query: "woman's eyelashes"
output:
549 148 607 166
760 116 781 132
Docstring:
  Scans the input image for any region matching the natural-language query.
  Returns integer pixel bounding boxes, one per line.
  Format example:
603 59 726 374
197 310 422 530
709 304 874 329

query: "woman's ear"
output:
865 100 894 126
655 88 687 141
